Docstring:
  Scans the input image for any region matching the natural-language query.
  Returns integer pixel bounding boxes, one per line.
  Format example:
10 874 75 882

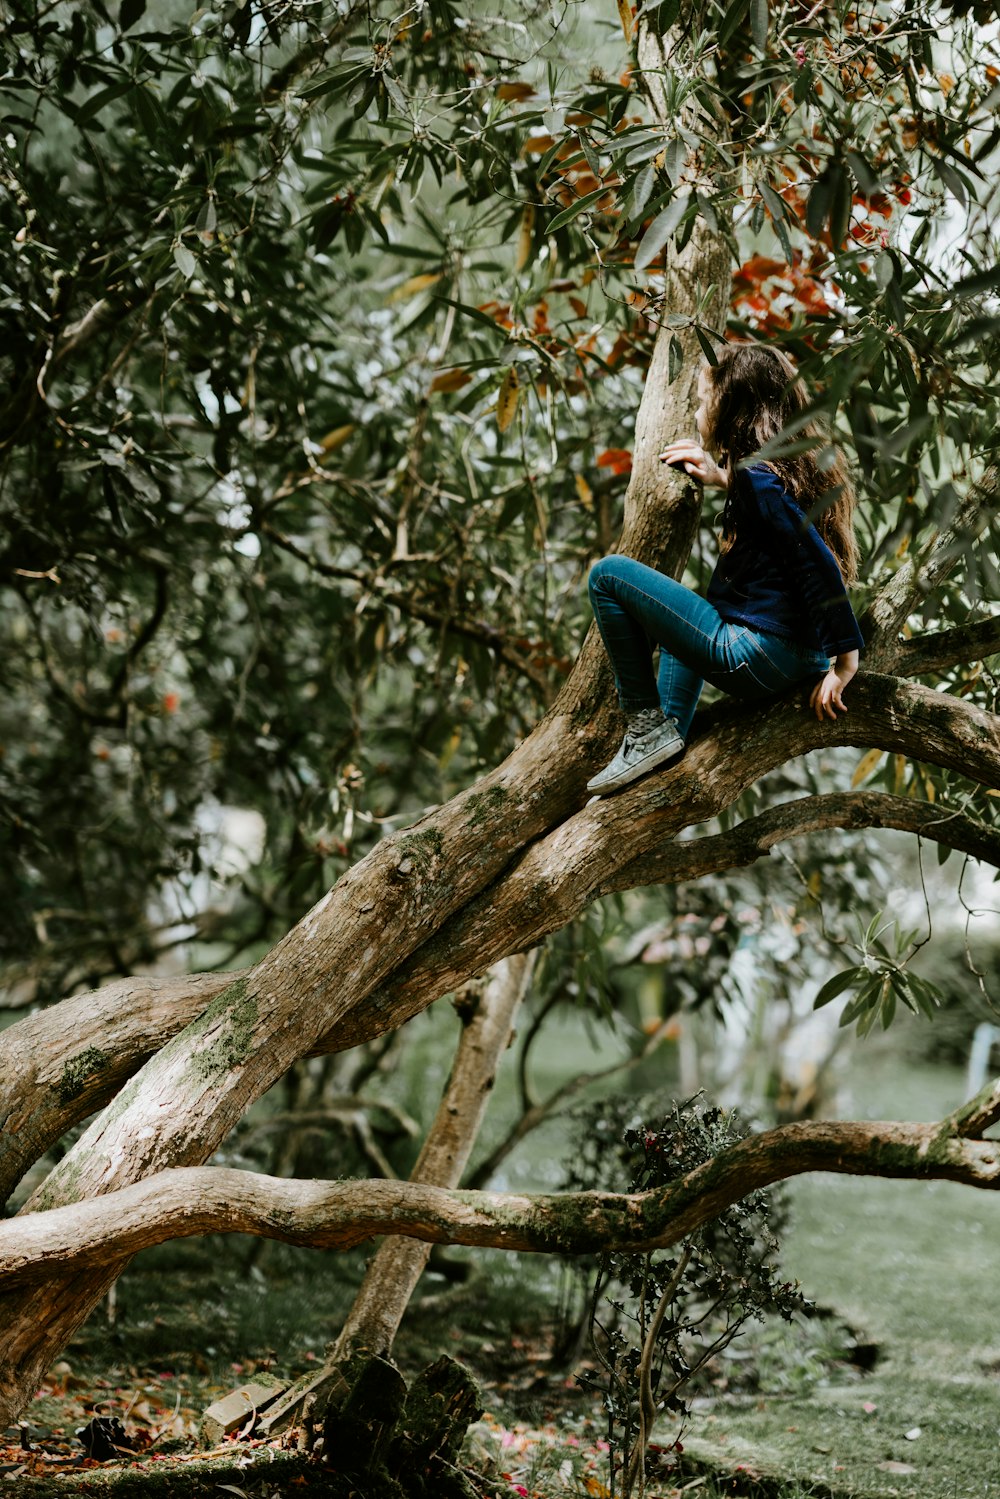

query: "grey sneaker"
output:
586 711 685 795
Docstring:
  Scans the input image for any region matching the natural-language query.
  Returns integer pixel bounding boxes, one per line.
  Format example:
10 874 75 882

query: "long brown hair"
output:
705 344 859 585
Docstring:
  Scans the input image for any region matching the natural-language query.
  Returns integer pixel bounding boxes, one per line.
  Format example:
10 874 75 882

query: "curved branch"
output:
6 675 1000 1201
597 788 1000 898
0 972 238 1208
1 1101 997 1285
882 612 1000 679
348 673 1000 1046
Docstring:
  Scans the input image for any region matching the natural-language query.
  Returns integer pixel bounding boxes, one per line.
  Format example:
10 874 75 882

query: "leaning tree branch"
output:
347 672 1000 1048
942 1077 1000 1139
596 788 1000 898
1 1095 997 1286
6 674 1000 1205
880 612 1000 679
863 465 1000 668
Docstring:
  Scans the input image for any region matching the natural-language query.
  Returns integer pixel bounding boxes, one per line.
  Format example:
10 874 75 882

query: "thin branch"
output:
627 1244 693 1498
3 1107 999 1285
597 789 1000 899
881 613 1000 678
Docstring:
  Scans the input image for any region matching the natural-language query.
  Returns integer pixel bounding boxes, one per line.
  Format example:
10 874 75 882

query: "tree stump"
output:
319 1354 483 1498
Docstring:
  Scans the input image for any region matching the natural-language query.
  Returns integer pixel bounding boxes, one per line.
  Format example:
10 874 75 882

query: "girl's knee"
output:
588 555 629 597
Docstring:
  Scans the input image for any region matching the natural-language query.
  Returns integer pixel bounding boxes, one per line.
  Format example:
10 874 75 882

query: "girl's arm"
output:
809 650 858 720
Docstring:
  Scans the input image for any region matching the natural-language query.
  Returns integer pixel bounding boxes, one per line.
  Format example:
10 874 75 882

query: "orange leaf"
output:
388 272 442 302
429 369 472 394
596 448 632 476
497 81 536 101
319 423 355 453
496 366 520 433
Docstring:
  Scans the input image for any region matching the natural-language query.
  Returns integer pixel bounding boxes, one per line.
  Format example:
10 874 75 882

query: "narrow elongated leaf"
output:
813 968 860 1010
547 185 610 234
76 79 133 125
750 0 768 51
829 163 851 248
805 172 831 240
432 296 509 334
496 366 520 433
851 748 886 787
718 0 750 50
634 195 687 272
631 162 655 219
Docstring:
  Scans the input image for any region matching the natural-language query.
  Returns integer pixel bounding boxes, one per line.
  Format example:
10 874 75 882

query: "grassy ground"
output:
8 1008 999 1498
676 1048 1000 1499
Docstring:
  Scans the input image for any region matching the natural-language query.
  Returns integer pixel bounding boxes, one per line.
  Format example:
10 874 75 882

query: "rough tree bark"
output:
2 1077 997 1279
0 0 737 1425
2 7 999 1440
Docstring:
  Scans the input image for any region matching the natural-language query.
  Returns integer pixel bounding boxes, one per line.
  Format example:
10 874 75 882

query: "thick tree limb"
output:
1 1095 997 1286
5 677 1000 1205
0 972 239 1209
881 612 1000 679
349 674 1000 1043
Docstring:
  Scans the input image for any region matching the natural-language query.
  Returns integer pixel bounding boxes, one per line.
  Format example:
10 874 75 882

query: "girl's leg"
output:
656 652 704 741
589 556 736 719
589 554 824 729
587 558 661 712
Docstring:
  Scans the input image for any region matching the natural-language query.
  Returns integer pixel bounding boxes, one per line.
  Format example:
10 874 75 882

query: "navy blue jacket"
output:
706 463 864 659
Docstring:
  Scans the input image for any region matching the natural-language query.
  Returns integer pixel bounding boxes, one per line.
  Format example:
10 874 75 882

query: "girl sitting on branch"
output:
586 343 864 796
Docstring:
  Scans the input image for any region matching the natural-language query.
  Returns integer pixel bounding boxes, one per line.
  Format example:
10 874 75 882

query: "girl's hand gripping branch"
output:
809 651 859 720
658 441 729 489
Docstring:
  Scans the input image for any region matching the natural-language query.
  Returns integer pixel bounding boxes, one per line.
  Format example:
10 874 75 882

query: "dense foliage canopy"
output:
2 0 998 1015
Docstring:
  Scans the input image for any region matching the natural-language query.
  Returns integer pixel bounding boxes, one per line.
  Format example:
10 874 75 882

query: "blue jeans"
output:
588 555 830 739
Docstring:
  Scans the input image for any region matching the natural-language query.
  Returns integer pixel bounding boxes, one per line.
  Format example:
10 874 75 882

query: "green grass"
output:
19 1004 1000 1499
676 1048 1000 1499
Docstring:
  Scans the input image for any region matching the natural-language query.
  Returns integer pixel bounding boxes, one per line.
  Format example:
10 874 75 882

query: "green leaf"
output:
76 79 133 126
846 149 879 195
634 194 688 272
432 296 509 335
829 163 851 249
119 0 146 30
547 186 611 234
718 0 750 51
667 334 683 384
812 967 860 1010
806 171 832 240
750 0 768 51
694 325 719 364
173 243 196 278
953 264 1000 298
631 162 655 219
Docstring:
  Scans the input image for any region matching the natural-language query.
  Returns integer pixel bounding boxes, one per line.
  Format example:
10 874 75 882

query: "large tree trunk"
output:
0 150 731 1422
256 953 536 1438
